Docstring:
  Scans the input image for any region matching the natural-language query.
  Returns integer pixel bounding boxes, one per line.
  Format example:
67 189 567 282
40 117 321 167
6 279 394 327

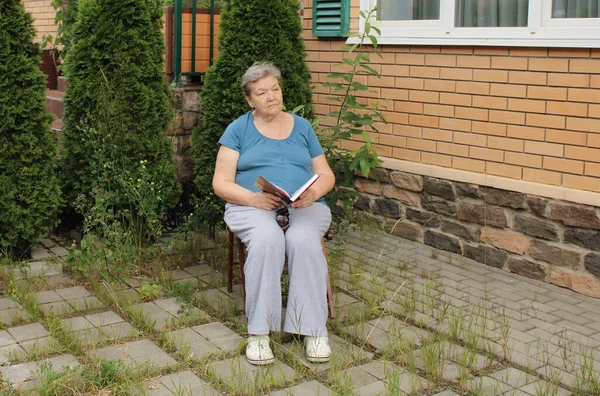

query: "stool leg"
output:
237 236 246 299
227 230 234 293
322 238 335 319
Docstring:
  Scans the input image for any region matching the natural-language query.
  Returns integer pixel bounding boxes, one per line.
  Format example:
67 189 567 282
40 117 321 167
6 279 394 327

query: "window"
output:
354 0 600 47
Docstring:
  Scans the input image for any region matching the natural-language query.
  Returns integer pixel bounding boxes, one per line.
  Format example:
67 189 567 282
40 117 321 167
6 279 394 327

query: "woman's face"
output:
245 75 283 118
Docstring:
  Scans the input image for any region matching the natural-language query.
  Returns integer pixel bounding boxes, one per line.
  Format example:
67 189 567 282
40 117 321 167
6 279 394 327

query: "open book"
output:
254 174 320 205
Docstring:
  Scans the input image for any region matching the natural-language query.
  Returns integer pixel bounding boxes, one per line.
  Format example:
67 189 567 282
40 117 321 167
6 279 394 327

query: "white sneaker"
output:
246 335 275 366
305 336 331 363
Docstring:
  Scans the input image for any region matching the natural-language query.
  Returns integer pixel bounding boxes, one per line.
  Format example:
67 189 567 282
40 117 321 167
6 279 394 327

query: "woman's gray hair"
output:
241 62 281 96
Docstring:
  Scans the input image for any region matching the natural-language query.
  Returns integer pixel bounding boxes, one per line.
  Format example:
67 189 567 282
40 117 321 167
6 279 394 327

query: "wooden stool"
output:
227 228 335 319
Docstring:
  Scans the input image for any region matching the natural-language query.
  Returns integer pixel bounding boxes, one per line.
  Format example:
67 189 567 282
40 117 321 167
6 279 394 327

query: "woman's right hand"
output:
249 192 283 210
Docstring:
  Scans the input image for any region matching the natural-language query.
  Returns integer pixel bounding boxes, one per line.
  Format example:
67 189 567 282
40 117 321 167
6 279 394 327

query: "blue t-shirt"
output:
219 112 324 199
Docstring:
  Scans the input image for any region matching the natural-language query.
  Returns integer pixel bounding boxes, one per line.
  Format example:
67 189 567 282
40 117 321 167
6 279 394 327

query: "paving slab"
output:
192 322 244 351
143 370 220 396
194 287 244 314
211 355 298 393
281 333 374 372
269 380 333 395
130 298 210 331
0 298 27 325
89 339 177 370
14 261 63 279
30 247 53 260
0 354 79 389
167 322 244 360
61 311 138 345
183 264 213 277
346 315 429 353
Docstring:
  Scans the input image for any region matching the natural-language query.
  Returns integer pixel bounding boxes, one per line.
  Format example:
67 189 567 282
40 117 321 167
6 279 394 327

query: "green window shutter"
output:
312 0 350 37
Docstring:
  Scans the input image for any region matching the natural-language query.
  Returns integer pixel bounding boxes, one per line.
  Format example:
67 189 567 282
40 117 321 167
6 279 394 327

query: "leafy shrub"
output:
316 8 385 230
0 0 61 257
60 0 180 239
191 0 314 229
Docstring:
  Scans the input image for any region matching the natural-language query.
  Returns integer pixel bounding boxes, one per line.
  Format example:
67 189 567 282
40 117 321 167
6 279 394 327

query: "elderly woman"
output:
212 62 335 365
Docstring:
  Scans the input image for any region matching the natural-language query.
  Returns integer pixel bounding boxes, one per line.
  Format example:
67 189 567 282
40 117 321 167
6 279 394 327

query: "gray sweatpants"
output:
224 202 332 337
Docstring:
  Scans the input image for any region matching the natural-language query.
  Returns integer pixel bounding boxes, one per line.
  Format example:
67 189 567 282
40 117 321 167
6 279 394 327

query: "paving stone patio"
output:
0 231 599 394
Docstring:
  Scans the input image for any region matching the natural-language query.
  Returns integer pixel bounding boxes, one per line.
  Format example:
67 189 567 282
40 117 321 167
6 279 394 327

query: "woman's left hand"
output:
291 188 318 209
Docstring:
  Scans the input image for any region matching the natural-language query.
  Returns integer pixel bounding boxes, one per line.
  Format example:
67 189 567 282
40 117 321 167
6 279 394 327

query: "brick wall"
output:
22 0 57 44
303 0 600 194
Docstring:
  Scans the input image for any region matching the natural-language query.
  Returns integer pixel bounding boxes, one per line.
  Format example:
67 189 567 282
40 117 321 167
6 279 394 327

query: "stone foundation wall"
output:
168 87 201 182
354 168 600 299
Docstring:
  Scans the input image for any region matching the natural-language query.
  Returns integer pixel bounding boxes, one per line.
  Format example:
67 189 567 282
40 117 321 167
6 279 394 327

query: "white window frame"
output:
350 0 600 47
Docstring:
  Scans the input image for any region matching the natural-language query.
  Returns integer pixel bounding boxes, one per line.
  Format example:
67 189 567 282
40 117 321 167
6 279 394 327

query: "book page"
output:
290 174 320 202
254 176 291 203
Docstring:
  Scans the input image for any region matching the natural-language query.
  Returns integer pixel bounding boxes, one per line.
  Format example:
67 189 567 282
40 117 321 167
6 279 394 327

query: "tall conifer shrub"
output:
60 0 179 238
0 0 61 256
191 0 313 228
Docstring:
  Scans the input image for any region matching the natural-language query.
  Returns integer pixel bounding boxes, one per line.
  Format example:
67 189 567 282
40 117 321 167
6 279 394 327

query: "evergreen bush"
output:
191 0 313 229
0 0 62 256
60 0 180 240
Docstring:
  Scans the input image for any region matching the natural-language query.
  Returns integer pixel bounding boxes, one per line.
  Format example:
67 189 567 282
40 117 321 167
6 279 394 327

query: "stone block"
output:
585 253 600 276
174 155 194 182
507 257 548 281
527 196 548 217
183 91 200 112
354 195 372 211
424 177 456 200
373 198 402 219
424 231 461 254
354 211 386 229
457 203 507 228
513 214 559 241
355 178 383 195
182 111 199 131
368 167 391 183
564 227 600 251
528 240 581 269
172 135 191 154
482 187 527 209
463 244 508 269
548 203 600 229
386 221 423 242
170 87 184 110
406 208 441 228
421 194 457 217
165 112 183 136
551 270 600 299
481 227 530 254
455 182 482 199
390 171 423 192
440 220 480 242
383 185 420 206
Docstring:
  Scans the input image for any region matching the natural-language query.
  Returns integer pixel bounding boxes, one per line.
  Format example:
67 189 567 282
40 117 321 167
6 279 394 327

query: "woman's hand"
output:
250 192 284 210
291 188 318 209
